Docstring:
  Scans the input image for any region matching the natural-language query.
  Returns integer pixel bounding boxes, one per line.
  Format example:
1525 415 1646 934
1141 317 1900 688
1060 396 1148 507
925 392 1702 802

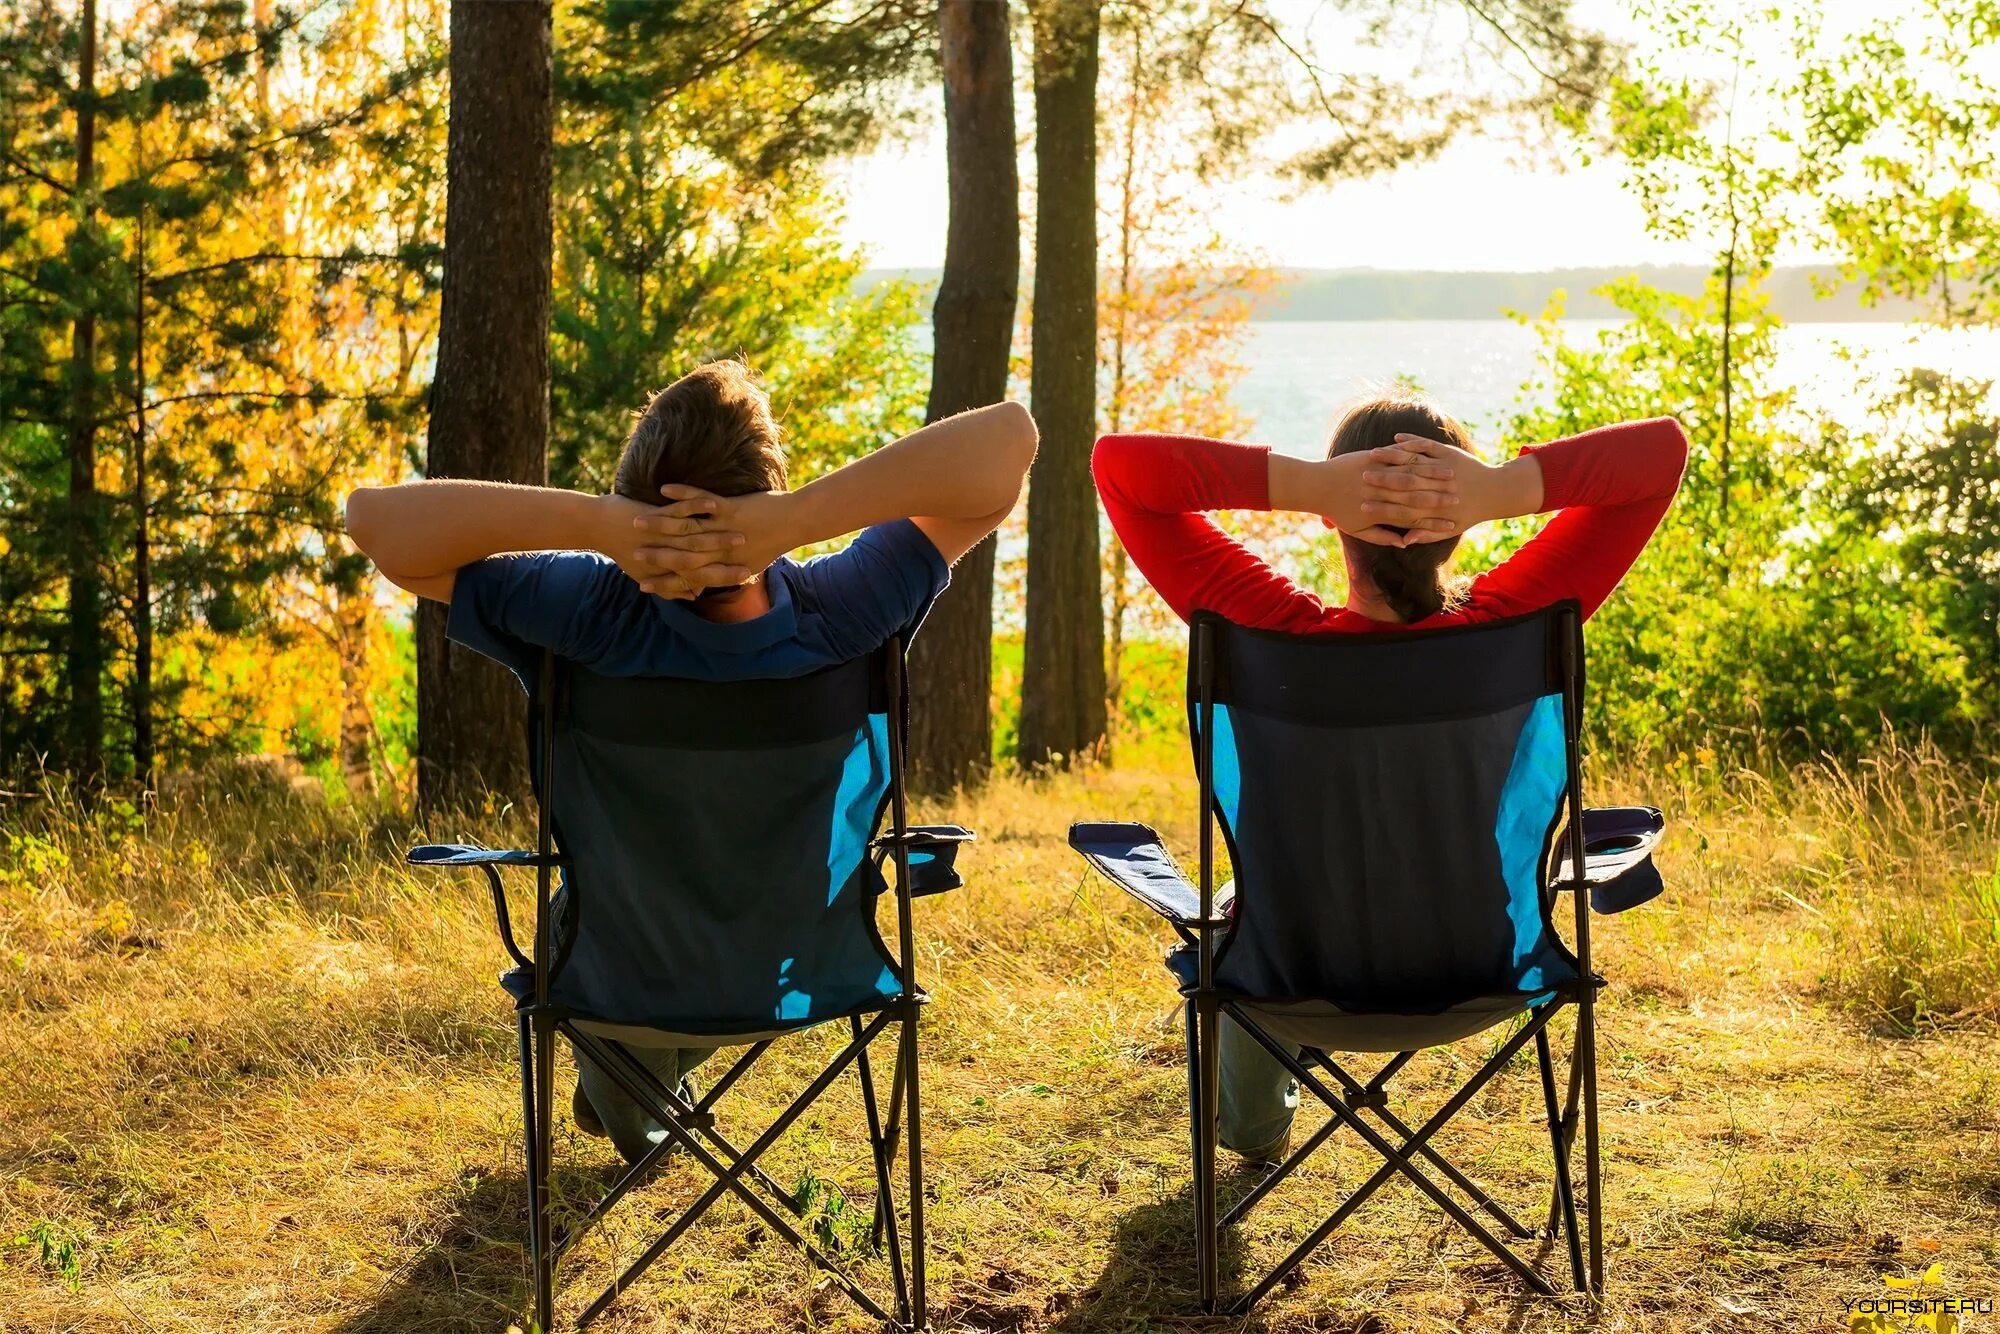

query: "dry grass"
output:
2 748 1998 1333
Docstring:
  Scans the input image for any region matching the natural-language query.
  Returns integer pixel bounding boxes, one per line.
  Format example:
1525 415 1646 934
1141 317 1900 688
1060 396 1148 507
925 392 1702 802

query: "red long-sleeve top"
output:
1093 417 1689 633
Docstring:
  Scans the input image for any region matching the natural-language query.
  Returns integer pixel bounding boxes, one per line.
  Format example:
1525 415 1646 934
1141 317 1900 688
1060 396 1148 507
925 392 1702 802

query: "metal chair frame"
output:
1179 608 1605 1315
418 645 938 1331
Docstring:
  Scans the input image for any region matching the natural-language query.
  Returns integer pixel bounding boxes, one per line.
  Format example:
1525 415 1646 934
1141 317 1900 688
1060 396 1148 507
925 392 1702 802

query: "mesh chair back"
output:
537 648 903 1036
1190 607 1582 1013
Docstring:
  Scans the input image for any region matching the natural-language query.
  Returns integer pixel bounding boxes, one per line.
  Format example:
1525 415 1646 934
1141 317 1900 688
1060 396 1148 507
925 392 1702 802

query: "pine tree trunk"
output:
336 591 376 796
64 0 104 784
1020 0 1105 771
131 196 152 785
905 0 1021 793
416 0 553 813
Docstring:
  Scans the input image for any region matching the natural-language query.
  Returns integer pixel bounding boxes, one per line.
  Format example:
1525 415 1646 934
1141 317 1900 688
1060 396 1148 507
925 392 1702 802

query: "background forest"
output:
4 0 1993 801
2 2 1999 1329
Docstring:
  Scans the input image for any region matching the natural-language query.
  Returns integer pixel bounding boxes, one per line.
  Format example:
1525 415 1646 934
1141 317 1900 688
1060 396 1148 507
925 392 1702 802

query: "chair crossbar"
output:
1535 1027 1588 1290
869 1043 910 1252
852 1018 910 1324
1220 1104 1344 1229
1220 1049 1415 1229
1300 1046 1536 1241
696 1038 773 1113
1546 1024 1585 1232
549 1025 802 1265
566 1011 900 1327
1223 1002 1567 1314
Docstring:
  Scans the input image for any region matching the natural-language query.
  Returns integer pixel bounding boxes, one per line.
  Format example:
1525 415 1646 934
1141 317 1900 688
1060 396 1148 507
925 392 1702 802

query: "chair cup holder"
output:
1561 806 1666 915
874 824 974 897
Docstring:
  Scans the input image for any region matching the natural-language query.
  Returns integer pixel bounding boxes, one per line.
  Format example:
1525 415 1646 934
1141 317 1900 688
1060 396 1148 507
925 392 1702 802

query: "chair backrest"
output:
1189 606 1584 1013
533 644 908 1036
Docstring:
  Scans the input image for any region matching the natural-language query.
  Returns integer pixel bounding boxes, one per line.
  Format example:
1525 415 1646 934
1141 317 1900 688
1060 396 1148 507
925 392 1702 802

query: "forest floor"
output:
2 751 1997 1333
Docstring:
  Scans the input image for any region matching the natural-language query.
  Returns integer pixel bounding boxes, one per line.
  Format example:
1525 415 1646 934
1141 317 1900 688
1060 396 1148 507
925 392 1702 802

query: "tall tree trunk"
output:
65 0 103 784
131 191 153 784
336 591 376 796
904 0 1021 792
416 0 553 813
1020 0 1105 771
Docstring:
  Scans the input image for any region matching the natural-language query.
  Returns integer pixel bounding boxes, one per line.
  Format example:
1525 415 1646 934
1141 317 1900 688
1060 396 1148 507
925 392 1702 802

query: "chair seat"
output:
499 967 905 1047
1164 946 1574 1052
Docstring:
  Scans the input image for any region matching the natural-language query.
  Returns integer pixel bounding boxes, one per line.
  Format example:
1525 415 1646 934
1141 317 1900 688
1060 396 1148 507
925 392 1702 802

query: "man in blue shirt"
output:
345 360 1037 1162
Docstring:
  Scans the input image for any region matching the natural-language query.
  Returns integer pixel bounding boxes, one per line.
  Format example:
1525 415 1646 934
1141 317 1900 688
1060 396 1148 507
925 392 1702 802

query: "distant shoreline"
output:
858 264 1928 324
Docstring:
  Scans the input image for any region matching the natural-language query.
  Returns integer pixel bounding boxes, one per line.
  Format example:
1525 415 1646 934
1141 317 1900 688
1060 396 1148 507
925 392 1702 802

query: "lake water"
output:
1233 320 2000 452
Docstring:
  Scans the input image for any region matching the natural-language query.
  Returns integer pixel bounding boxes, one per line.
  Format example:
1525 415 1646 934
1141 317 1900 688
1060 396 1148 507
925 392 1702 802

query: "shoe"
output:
573 1081 607 1138
1227 1126 1292 1168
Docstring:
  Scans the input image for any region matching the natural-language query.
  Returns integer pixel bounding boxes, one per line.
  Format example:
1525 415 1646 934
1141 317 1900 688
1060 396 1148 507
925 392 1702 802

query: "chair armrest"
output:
1553 806 1665 914
1069 822 1228 931
405 844 557 971
873 825 975 896
406 843 561 868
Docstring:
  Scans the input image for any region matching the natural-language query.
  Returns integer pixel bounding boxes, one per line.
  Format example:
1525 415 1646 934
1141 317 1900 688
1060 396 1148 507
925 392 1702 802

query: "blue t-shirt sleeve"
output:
445 551 632 688
795 520 952 662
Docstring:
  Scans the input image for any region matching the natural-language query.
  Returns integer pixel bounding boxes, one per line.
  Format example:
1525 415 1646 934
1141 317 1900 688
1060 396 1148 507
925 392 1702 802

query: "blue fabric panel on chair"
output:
1210 705 1243 829
1493 693 1573 992
825 715 891 907
1213 703 1544 1011
543 658 903 1036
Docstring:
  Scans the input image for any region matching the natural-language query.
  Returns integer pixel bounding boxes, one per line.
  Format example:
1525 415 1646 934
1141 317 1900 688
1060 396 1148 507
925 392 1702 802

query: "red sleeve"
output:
1462 416 1689 622
1093 433 1335 633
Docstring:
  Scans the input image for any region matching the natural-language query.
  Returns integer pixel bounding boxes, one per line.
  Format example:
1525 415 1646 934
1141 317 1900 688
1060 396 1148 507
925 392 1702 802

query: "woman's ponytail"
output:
1365 546 1456 622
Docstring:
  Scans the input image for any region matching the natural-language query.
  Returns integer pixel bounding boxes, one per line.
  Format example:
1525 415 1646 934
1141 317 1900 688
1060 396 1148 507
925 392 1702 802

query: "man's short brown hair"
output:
614 359 788 503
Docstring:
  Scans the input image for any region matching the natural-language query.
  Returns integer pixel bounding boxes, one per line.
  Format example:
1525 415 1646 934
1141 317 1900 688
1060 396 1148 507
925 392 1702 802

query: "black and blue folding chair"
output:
408 641 969 1330
1070 604 1665 1313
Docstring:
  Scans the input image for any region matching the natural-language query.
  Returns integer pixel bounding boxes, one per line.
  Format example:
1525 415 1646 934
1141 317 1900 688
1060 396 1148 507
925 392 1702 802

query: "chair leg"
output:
1546 1020 1584 1238
1536 1025 1586 1290
867 1036 906 1252
1580 986 1605 1295
855 1018 911 1325
518 1012 555 1333
1192 996 1222 1313
901 999 928 1332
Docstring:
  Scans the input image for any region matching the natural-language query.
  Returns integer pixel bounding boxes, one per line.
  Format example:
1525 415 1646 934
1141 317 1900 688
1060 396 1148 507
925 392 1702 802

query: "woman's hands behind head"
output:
1316 441 1461 547
1380 432 1545 532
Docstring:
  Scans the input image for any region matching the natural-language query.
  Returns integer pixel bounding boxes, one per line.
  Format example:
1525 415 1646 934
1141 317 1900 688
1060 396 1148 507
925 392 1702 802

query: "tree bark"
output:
1020 0 1105 770
131 187 152 785
417 0 553 813
65 0 103 784
904 0 1021 793
336 591 376 796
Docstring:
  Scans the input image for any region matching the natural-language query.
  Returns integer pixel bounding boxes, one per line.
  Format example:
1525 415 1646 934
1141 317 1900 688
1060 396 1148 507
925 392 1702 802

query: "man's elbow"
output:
987 400 1037 511
999 399 1038 474
343 487 386 559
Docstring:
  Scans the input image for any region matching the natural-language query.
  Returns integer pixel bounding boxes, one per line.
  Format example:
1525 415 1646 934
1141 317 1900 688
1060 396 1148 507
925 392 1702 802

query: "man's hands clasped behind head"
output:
624 485 785 599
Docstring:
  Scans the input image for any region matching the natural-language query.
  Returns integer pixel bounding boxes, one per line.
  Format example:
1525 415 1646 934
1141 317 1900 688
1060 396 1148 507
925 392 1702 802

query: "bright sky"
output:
834 0 1899 272
837 136 1702 272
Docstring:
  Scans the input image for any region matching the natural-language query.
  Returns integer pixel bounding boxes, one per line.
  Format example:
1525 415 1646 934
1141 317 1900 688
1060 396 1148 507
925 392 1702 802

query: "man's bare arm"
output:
343 480 747 603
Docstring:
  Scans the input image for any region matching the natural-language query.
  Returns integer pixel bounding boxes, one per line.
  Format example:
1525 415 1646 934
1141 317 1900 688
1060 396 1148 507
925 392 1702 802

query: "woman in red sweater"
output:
1092 394 1689 1162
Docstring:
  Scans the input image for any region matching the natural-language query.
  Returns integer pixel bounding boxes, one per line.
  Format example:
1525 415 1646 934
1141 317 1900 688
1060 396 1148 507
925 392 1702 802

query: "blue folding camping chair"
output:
409 640 969 1330
1070 604 1665 1313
